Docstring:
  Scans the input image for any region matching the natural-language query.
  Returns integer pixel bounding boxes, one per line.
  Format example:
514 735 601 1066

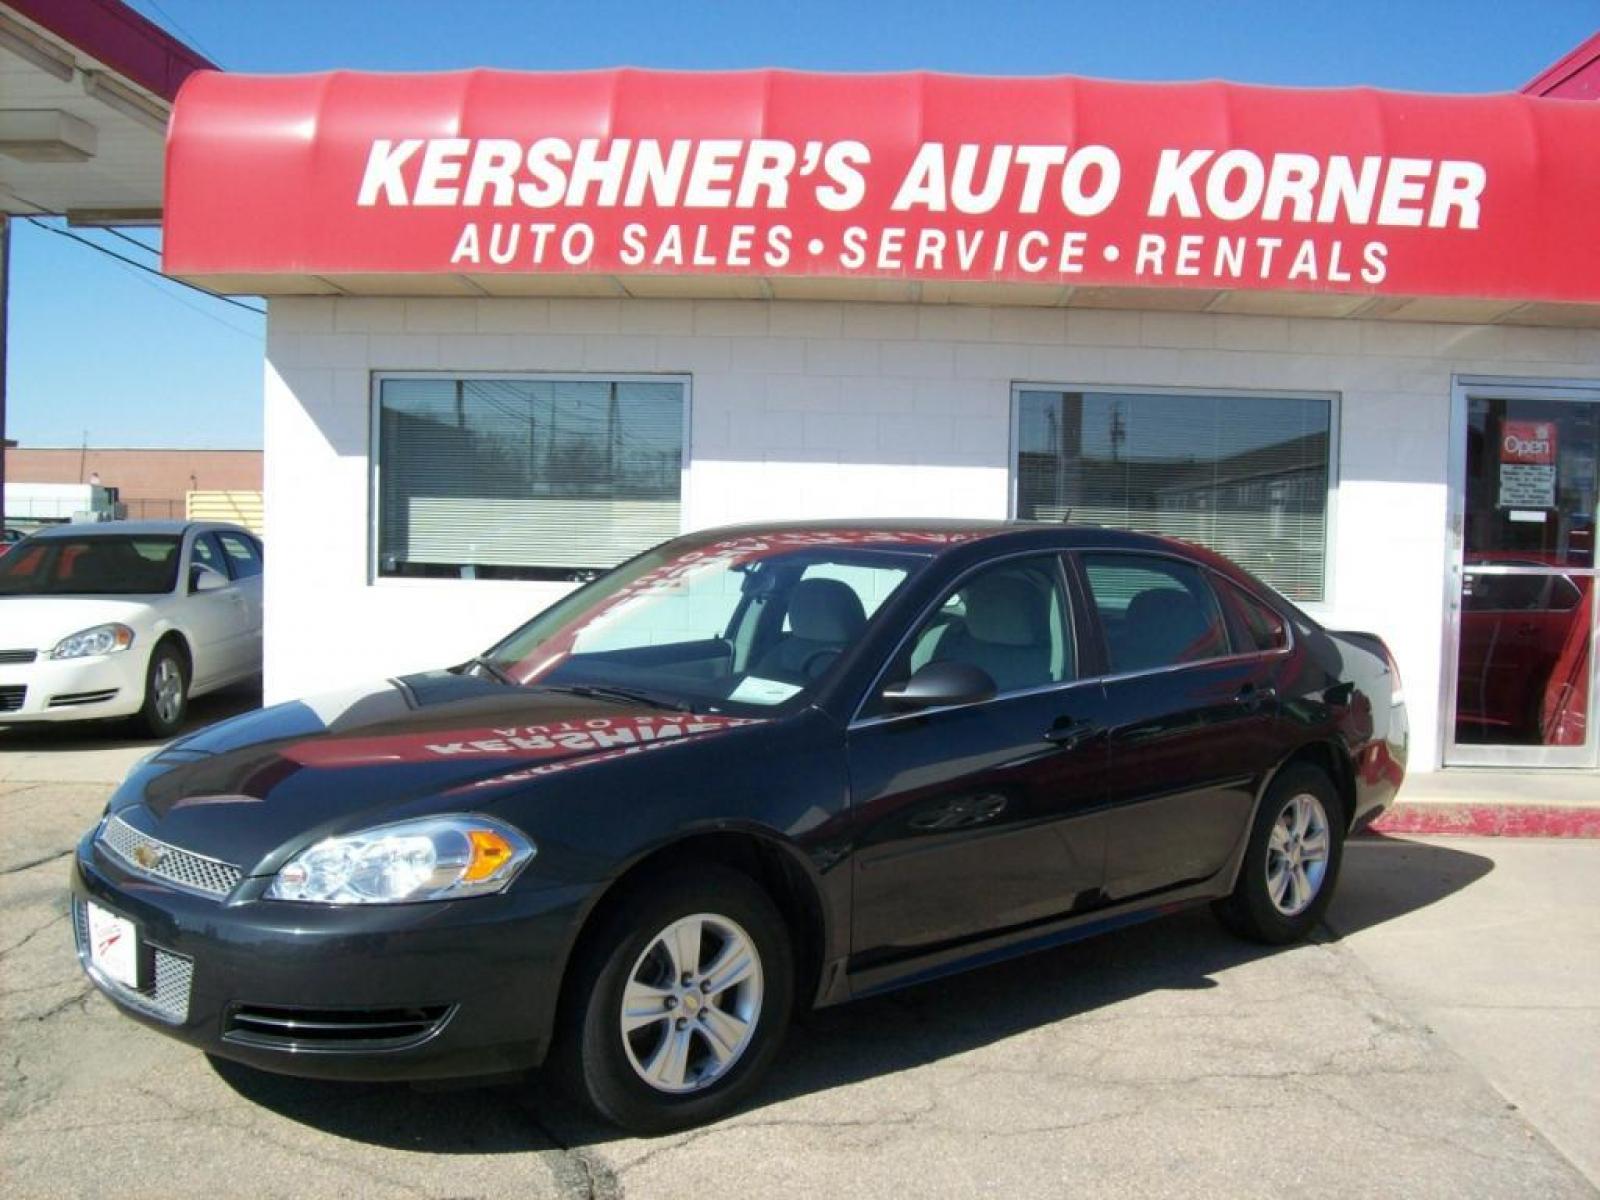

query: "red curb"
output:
1366 802 1600 839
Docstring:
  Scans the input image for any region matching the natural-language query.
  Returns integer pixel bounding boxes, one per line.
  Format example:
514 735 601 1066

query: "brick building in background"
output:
3 445 261 528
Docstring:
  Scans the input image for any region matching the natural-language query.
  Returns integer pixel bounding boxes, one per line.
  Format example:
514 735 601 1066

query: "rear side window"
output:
1081 554 1230 673
1216 578 1289 652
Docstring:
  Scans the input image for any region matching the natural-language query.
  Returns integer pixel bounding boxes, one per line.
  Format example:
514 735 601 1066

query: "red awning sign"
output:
164 69 1600 303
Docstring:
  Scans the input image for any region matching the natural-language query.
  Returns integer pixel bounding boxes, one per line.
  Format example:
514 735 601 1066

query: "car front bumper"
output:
0 652 146 723
70 827 592 1081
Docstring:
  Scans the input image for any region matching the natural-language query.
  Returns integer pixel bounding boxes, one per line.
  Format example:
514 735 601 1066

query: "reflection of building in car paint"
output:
284 713 759 769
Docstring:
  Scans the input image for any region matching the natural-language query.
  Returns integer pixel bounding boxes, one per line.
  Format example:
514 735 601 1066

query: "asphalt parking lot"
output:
2 716 1596 1198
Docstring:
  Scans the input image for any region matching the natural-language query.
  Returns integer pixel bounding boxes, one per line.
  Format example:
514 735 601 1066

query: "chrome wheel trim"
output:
1266 791 1331 917
619 912 763 1096
152 657 184 726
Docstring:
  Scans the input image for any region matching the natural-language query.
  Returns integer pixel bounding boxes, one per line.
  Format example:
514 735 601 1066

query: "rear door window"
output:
1081 554 1230 673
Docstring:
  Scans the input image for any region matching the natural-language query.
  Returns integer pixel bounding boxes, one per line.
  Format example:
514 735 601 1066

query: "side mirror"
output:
880 661 997 711
191 564 228 593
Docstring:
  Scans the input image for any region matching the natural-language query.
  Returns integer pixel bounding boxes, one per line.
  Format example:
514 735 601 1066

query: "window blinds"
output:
1016 390 1332 601
378 378 684 578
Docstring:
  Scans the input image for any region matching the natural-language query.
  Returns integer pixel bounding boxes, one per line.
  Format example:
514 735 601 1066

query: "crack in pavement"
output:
512 1094 623 1200
0 847 73 877
618 1097 941 1176
0 908 67 958
31 984 93 1022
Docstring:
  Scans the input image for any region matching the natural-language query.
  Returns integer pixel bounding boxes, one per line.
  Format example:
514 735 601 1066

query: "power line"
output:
101 226 163 258
24 217 267 316
103 254 265 341
139 0 223 67
2 183 265 317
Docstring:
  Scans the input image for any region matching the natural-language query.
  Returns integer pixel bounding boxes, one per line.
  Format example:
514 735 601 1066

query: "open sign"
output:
1501 420 1557 465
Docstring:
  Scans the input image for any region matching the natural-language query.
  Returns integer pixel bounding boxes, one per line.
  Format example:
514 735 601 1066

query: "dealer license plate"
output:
86 901 139 989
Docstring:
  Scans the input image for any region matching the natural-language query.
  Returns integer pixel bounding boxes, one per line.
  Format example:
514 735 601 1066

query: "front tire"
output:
555 863 794 1134
136 642 188 739
1214 763 1345 944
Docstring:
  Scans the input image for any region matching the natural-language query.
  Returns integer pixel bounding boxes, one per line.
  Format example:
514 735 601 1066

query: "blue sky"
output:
7 0 1596 449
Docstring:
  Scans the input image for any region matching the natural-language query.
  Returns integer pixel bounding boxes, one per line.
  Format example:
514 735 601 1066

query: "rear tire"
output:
553 863 794 1135
1213 763 1345 944
136 642 188 739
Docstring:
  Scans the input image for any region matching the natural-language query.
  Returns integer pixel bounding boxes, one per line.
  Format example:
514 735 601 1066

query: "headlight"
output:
266 815 534 904
50 623 135 660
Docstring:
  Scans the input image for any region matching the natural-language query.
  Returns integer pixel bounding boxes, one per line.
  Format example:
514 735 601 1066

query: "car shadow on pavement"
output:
0 677 262 752
207 834 1494 1150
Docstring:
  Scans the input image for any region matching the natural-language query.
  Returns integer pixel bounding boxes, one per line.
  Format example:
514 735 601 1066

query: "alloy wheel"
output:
1265 792 1331 916
619 912 763 1095
153 658 184 726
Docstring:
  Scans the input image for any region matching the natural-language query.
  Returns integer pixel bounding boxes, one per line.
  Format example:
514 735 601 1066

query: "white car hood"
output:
0 595 158 652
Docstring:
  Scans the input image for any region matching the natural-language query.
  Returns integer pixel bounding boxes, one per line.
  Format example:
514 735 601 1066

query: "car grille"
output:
0 685 25 713
97 814 244 898
224 1004 454 1051
73 900 193 1025
0 649 37 665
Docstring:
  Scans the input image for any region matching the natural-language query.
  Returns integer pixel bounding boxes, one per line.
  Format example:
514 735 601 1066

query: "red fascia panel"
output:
9 0 214 103
164 68 1600 303
1522 30 1600 100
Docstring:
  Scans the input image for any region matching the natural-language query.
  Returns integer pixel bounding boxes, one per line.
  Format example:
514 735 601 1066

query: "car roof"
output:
673 519 1221 560
25 520 251 539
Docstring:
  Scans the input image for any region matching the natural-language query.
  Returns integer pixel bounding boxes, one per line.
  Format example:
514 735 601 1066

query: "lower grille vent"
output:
50 689 119 708
224 1004 453 1050
0 686 25 713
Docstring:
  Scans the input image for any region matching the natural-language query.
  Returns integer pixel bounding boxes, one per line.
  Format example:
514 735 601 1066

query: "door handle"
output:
1043 717 1103 750
1236 683 1278 711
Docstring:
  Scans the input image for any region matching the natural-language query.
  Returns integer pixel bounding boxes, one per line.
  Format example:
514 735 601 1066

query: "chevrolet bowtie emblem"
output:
131 843 164 870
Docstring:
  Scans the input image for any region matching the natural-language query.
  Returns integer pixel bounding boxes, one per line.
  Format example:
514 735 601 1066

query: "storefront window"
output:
376 376 685 581
1014 388 1334 601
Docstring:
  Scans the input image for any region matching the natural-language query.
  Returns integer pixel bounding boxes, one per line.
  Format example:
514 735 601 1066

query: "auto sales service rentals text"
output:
160 56 1600 774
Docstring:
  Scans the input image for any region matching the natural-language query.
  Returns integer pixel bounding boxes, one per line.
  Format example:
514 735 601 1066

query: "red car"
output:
1457 556 1591 747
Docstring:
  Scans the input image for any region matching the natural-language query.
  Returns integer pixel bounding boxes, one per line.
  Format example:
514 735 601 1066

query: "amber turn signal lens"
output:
463 829 516 881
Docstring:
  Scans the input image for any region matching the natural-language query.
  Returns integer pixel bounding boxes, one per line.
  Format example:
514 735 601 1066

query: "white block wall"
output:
264 296 1600 771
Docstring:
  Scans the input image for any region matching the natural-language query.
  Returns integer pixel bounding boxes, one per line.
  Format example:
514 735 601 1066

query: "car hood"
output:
0 595 157 649
112 670 763 873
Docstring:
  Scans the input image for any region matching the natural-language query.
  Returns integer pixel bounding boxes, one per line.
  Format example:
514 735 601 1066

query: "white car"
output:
0 521 263 737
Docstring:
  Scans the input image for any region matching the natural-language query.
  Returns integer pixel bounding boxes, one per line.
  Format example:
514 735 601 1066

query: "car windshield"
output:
0 535 182 596
484 533 935 715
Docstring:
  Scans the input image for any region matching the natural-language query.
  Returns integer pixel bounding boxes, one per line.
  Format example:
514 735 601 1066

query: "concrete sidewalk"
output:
1332 836 1600 1186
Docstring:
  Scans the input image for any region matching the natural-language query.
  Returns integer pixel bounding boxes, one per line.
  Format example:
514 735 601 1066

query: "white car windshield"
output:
484 532 941 714
0 535 182 596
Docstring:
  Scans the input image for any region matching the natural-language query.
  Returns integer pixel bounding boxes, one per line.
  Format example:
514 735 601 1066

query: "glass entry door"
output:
1446 385 1598 767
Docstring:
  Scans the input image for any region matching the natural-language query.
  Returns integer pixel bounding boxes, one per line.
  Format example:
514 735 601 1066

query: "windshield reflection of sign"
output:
282 714 757 769
1498 420 1557 511
512 529 980 683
